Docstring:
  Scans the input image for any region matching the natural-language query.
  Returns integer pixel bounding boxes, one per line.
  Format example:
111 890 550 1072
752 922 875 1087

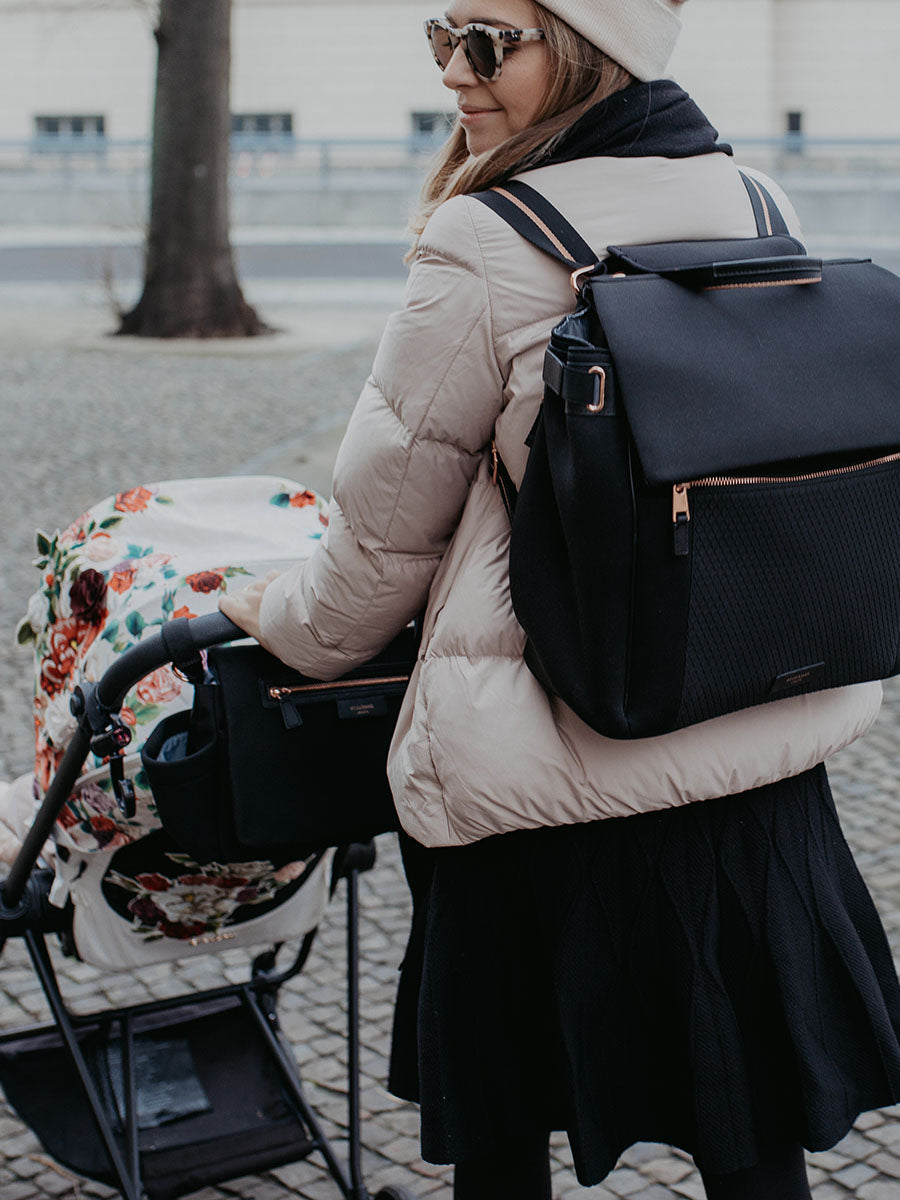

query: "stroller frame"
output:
0 612 415 1200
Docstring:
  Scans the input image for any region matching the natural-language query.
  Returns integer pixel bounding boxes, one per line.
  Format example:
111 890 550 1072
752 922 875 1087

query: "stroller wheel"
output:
374 1188 418 1200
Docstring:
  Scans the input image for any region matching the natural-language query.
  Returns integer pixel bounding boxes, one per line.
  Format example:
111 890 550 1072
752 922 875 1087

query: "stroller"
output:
0 476 416 1200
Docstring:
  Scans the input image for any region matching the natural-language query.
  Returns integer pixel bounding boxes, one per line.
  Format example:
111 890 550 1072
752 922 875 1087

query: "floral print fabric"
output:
16 476 331 962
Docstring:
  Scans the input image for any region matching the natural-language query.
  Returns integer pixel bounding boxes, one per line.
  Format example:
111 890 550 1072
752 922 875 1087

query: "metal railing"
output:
3 132 900 180
0 133 450 179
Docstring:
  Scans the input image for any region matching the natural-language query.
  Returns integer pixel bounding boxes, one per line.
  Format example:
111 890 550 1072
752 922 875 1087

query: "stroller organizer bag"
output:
141 626 416 865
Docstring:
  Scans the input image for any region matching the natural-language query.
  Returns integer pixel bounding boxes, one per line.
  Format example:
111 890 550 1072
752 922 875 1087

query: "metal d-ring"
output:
586 366 606 412
570 263 599 294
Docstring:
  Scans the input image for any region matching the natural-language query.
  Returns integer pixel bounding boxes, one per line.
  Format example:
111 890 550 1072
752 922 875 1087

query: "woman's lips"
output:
459 107 500 124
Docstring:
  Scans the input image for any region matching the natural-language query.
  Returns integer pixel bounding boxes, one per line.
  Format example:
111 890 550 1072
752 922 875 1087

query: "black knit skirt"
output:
387 765 900 1184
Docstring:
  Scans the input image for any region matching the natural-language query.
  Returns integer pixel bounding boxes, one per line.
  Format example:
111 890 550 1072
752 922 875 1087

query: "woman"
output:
222 2 900 1196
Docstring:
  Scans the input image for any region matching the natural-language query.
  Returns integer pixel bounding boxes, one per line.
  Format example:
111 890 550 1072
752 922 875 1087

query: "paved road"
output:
0 242 410 283
0 285 899 1200
2 235 899 286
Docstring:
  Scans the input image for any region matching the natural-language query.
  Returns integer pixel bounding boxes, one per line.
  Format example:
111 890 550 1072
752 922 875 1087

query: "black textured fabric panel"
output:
676 461 900 726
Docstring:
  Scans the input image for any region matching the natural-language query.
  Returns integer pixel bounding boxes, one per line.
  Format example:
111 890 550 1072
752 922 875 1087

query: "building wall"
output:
774 0 900 137
231 2 448 139
0 0 898 144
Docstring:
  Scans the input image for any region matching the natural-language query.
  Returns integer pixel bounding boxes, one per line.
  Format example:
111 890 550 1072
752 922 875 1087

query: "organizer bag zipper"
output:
268 674 409 701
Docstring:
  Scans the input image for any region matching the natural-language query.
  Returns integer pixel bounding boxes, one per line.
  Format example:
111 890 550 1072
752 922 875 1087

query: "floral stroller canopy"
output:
17 475 333 968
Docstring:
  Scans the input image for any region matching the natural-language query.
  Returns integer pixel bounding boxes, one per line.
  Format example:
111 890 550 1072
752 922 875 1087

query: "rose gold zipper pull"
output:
672 484 691 557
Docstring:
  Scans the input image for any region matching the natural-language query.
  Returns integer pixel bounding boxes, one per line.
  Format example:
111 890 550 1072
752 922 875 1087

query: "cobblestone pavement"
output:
1 285 899 1200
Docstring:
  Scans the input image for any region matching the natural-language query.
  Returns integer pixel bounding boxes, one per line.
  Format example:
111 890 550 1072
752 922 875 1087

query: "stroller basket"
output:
0 994 315 1200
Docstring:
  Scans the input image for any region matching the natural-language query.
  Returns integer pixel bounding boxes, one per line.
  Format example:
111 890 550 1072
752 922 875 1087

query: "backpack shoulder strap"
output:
473 171 790 267
471 179 598 268
738 170 790 236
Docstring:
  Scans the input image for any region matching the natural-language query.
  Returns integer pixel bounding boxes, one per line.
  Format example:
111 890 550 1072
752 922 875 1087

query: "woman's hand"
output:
218 569 280 641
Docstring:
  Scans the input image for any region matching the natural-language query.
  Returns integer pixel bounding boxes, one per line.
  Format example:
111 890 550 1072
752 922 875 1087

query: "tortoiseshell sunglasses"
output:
424 17 546 82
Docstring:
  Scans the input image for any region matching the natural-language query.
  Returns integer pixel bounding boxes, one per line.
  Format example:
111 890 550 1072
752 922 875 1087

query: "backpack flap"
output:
605 234 807 277
585 258 900 486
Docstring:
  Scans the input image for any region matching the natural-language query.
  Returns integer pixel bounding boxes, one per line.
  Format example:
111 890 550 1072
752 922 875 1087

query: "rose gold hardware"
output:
570 263 599 293
671 449 900 525
268 675 409 701
586 366 606 413
705 276 821 292
672 484 690 523
490 440 500 484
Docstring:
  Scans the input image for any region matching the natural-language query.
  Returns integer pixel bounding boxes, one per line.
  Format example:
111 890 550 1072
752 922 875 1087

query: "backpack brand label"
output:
769 662 825 696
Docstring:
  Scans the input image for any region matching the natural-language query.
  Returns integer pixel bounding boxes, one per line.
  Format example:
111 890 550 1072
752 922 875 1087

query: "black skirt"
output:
387 765 900 1184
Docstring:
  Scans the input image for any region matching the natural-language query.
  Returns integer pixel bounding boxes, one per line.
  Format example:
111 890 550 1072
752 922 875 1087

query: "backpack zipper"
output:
671 449 900 555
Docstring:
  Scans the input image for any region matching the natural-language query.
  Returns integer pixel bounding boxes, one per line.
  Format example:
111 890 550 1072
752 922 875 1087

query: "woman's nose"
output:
441 42 478 89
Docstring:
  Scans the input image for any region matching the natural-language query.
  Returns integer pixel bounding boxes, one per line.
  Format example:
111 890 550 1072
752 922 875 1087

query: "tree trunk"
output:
118 0 267 337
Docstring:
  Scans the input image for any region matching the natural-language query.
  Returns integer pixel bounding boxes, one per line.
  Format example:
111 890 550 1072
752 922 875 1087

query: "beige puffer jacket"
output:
258 151 882 847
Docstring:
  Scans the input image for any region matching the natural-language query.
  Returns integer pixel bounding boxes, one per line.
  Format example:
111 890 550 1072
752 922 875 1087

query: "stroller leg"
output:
24 931 144 1200
243 984 362 1199
346 865 367 1200
120 1012 142 1193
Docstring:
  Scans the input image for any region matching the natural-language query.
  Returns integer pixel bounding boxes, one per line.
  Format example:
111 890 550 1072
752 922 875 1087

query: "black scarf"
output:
543 79 731 165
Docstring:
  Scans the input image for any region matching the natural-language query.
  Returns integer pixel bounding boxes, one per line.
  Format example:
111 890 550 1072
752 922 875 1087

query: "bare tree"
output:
118 0 267 337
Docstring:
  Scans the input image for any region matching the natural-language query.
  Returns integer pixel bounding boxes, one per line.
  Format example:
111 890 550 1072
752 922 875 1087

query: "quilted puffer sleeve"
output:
257 196 503 678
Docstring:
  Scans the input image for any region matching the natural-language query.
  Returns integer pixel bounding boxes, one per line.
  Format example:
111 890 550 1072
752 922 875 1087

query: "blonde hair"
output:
410 4 633 246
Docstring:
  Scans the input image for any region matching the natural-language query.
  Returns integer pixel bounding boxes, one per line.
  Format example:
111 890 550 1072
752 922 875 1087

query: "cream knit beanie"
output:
538 0 688 81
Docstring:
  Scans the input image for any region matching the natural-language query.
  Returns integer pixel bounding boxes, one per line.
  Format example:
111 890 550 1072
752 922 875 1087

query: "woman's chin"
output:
465 130 501 157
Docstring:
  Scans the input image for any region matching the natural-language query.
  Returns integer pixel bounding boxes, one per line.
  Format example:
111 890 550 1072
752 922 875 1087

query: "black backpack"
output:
475 173 900 738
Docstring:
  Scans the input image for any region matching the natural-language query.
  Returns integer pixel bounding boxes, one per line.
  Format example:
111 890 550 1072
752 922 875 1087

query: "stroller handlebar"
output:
96 611 247 711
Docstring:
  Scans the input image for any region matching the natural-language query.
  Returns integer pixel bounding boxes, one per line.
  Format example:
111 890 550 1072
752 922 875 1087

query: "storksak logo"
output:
769 662 825 696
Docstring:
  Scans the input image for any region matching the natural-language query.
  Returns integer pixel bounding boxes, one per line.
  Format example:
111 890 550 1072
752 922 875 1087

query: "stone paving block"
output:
670 1176 705 1200
31 1171 77 1196
551 1141 576 1169
811 1185 852 1200
0 1183 39 1200
412 1176 451 1196
857 1182 900 1200
869 1149 900 1177
833 1128 881 1159
807 1149 854 1171
603 1167 648 1196
857 1110 888 1129
236 1180 295 1200
636 1156 694 1184
833 1160 879 1188
2 1132 43 1160
407 1157 453 1181
8 1156 45 1179
381 1135 422 1165
870 1120 900 1146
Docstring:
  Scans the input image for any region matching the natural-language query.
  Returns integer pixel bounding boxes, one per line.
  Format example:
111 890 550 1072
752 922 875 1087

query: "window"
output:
785 111 804 153
35 114 105 138
231 113 293 134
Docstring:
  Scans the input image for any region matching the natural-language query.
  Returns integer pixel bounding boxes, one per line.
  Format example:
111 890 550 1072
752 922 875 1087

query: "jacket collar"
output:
542 79 731 166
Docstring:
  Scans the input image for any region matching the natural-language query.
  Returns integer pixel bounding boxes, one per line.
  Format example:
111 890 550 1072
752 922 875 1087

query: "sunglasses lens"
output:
429 24 456 69
466 29 497 78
